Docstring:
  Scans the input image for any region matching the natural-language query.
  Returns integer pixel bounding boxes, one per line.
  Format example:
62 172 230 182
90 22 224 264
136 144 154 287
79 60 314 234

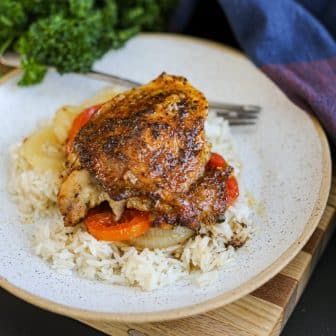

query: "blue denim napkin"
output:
171 0 336 142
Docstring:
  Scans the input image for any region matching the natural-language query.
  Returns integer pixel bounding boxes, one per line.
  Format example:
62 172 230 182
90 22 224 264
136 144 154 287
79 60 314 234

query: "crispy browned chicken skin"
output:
58 73 231 229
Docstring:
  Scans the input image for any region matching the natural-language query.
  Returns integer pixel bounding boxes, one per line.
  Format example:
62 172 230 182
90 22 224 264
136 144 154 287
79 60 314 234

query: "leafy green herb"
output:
0 0 177 85
18 58 47 85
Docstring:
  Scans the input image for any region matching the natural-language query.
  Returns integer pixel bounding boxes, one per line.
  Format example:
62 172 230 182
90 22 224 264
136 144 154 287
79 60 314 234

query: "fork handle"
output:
89 70 141 88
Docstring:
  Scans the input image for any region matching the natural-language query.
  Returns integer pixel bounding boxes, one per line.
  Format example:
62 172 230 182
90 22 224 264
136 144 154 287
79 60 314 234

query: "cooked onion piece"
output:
129 226 194 249
52 105 81 144
21 126 65 172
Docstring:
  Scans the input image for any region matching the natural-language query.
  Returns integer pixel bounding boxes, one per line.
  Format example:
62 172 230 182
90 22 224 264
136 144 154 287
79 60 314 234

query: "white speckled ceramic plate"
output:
0 33 331 322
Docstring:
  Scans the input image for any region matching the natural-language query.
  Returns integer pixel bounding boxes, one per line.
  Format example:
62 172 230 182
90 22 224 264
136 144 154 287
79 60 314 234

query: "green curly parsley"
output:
0 0 177 85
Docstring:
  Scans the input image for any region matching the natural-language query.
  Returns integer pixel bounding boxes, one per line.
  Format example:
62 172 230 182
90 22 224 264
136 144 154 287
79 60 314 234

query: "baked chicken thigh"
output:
58 73 233 230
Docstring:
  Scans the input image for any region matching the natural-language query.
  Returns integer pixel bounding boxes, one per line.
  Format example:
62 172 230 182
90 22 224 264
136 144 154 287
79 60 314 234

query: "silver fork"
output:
88 70 261 126
1 52 261 126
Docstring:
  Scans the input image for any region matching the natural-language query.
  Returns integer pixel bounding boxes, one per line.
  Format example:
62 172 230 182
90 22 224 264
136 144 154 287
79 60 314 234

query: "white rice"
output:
8 105 251 291
8 144 61 222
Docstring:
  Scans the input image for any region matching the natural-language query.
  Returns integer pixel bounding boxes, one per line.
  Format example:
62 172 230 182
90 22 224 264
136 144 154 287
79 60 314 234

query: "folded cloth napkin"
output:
171 0 336 143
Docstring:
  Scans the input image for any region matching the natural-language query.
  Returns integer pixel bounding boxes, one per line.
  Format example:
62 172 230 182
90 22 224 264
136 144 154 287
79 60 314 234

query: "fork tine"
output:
214 107 260 114
217 112 258 120
228 120 256 126
218 109 259 125
210 102 261 113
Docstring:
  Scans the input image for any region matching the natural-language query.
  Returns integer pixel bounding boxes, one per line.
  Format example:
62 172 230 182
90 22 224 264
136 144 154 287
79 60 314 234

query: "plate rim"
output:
0 32 331 323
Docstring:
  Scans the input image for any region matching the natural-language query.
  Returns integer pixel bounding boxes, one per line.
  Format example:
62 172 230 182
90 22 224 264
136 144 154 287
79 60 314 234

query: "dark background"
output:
1 1 335 335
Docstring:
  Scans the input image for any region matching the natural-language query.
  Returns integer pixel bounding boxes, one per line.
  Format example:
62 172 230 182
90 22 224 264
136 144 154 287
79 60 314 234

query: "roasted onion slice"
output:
129 226 194 249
